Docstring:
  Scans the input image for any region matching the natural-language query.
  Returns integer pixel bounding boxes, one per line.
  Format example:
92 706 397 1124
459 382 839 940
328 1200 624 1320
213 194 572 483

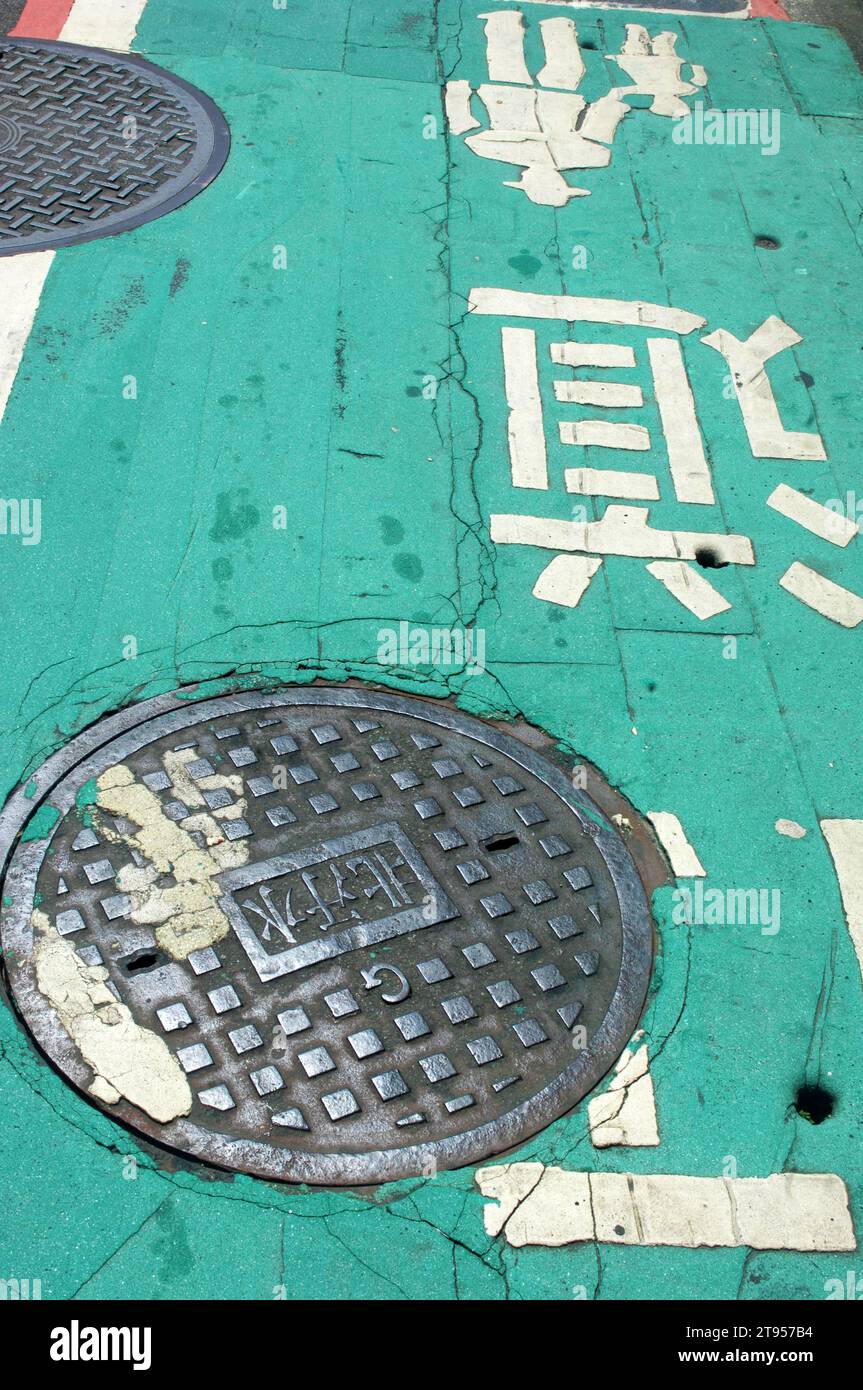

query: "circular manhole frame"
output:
0 685 659 1186
0 37 230 257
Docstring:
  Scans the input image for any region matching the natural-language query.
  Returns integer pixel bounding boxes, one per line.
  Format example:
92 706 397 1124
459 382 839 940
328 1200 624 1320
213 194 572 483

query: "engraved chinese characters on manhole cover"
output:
0 689 653 1184
0 39 229 256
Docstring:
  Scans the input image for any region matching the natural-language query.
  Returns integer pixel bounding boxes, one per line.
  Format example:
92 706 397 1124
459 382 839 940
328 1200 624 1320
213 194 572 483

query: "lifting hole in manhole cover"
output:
0 688 655 1185
0 39 229 256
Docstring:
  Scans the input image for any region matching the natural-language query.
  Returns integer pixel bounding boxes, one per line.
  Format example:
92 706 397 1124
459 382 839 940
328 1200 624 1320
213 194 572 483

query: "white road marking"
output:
551 341 636 369
648 337 715 504
565 467 659 500
779 561 863 628
444 80 480 135
490 505 755 565
60 0 149 50
767 483 858 547
702 317 826 461
538 16 584 90
0 252 54 426
646 810 706 876
477 1164 855 1250
501 327 548 489
553 379 644 407
533 554 602 607
646 560 732 619
821 819 863 982
480 9 531 85
469 287 706 334
560 419 651 449
588 1044 659 1148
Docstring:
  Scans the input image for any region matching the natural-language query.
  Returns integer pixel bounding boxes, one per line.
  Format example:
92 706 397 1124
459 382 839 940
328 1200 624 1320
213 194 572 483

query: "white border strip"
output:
60 0 148 50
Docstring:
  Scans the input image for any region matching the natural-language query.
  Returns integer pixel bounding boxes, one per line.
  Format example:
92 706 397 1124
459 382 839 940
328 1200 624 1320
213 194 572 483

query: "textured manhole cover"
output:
0 688 653 1184
0 39 229 255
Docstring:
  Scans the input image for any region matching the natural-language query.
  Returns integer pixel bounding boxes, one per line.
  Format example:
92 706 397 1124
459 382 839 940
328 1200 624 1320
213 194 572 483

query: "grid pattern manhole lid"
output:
0 39 229 255
0 688 653 1185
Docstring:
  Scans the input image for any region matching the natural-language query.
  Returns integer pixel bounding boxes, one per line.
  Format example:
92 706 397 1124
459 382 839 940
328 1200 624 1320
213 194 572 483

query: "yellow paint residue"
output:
94 748 249 960
32 912 192 1123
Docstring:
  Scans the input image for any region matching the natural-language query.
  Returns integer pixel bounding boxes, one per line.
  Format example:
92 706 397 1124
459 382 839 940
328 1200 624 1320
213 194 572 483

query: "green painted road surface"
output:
1 0 862 1300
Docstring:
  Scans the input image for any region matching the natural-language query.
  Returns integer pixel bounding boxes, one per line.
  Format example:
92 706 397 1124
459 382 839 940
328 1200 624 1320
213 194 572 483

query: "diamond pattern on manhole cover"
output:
0 689 653 1184
0 39 229 255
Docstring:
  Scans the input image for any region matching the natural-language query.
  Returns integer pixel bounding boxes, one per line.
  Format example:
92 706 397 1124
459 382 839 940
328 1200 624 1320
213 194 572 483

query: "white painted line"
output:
588 1044 659 1148
0 252 54 426
776 818 807 839
551 341 636 369
565 467 659 500
501 327 548 489
477 1164 855 1251
646 810 706 876
61 0 149 49
821 819 863 982
560 419 651 450
648 337 715 504
533 554 602 607
779 562 863 628
702 317 826 461
469 287 706 334
490 505 755 565
553 379 643 407
480 9 531 85
647 560 732 619
767 483 858 547
538 16 584 90
444 80 480 135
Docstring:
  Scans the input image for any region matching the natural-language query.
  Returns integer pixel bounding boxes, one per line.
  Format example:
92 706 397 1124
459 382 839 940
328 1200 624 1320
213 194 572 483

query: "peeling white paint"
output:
767 484 858 547
648 337 715 504
538 16 584 90
490 505 755 565
33 912 191 1123
646 560 731 619
469 287 706 334
821 819 863 982
565 468 659 500
776 818 807 839
477 1164 855 1250
480 9 532 85
560 420 651 449
779 562 863 628
609 25 708 118
533 554 602 607
502 326 548 488
647 810 706 876
95 751 249 960
444 80 480 135
702 318 826 461
588 1044 659 1147
554 379 644 408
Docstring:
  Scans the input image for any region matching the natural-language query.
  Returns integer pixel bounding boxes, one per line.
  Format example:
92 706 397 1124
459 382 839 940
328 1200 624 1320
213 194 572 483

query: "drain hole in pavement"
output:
484 832 520 853
581 39 597 49
794 1084 834 1124
122 949 168 976
694 547 728 570
755 235 780 250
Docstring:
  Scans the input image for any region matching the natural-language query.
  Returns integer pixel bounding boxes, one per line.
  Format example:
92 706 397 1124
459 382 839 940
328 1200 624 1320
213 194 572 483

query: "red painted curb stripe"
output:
10 0 75 39
749 0 792 19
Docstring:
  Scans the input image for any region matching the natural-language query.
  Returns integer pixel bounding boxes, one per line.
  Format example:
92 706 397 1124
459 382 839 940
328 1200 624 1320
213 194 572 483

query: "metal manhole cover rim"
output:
0 37 231 257
0 686 654 1186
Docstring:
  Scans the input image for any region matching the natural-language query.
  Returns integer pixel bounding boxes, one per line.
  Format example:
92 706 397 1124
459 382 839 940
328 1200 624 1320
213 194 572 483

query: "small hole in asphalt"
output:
123 950 164 975
794 1084 835 1124
694 547 728 570
755 235 780 250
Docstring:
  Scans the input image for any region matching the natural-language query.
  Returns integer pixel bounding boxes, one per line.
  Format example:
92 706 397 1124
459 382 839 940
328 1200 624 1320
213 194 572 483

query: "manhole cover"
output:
0 38 229 255
0 688 653 1184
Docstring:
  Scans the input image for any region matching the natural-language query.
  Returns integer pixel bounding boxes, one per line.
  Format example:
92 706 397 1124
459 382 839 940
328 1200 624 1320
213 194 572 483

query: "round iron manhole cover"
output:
0 688 653 1185
0 39 229 255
